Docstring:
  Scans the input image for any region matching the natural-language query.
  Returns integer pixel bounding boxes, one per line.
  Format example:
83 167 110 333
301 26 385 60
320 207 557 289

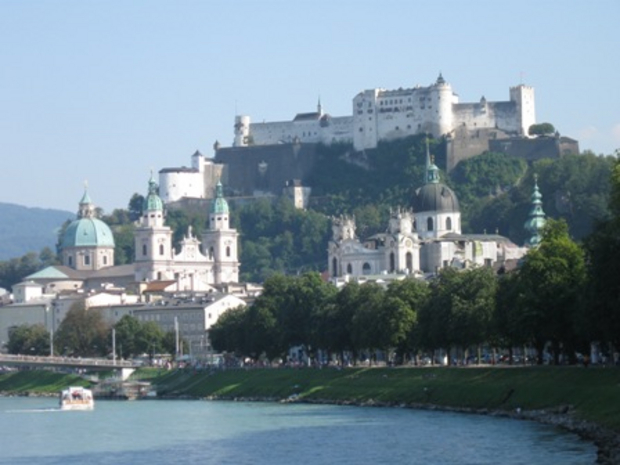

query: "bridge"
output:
0 354 141 379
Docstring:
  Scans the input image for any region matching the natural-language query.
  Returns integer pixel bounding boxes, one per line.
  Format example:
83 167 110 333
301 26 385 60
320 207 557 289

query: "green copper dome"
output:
143 175 164 212
211 181 229 215
62 218 115 248
62 190 115 249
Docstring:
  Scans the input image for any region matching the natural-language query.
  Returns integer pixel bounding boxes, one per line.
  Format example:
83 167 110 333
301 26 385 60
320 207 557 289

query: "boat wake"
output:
6 408 62 413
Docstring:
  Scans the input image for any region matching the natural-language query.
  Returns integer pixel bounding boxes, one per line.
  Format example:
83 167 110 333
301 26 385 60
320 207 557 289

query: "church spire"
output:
424 137 440 184
524 174 546 247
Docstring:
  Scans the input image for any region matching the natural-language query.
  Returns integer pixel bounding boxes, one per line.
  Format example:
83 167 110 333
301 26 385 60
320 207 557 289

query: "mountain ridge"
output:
0 202 74 261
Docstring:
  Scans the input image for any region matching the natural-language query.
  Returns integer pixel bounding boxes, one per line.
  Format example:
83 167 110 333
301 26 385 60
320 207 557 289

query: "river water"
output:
0 397 596 464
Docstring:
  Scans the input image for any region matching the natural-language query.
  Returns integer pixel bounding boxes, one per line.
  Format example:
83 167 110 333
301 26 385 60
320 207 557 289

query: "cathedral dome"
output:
413 183 460 213
412 152 460 213
62 217 115 248
61 190 115 249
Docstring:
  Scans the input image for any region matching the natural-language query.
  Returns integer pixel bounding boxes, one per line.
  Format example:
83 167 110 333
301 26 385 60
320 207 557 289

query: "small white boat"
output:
59 386 94 411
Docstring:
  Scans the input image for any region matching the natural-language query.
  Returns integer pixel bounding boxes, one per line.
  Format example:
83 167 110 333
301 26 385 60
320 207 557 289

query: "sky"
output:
1 0 619 213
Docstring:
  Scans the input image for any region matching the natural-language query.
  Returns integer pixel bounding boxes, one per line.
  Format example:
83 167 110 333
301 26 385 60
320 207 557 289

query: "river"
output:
0 397 596 464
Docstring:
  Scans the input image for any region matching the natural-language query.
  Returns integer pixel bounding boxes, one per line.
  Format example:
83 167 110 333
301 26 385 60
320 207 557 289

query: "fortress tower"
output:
510 85 536 136
431 73 455 136
234 115 251 147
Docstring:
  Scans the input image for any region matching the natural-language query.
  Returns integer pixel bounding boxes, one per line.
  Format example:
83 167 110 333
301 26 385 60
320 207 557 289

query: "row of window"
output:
140 244 233 258
67 254 108 267
331 251 414 277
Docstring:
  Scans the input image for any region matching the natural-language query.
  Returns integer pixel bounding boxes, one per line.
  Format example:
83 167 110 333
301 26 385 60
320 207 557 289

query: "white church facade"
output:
233 74 535 152
328 145 528 282
134 176 240 290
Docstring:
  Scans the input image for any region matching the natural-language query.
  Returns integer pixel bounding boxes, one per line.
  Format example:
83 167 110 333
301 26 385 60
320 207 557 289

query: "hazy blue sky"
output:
1 0 618 213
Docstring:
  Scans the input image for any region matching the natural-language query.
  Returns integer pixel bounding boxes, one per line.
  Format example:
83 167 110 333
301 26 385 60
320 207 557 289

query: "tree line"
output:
7 303 179 359
210 206 620 366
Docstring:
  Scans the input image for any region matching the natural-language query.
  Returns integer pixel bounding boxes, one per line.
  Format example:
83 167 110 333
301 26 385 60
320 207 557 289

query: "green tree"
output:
209 306 247 356
54 302 110 357
128 193 145 222
7 324 50 355
583 157 620 351
493 271 529 362
350 282 386 364
518 219 586 364
137 321 166 357
312 281 360 364
528 122 556 136
386 278 430 360
418 267 497 362
113 315 142 358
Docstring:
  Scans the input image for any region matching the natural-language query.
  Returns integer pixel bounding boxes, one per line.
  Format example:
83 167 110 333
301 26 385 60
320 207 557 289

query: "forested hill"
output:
0 202 73 260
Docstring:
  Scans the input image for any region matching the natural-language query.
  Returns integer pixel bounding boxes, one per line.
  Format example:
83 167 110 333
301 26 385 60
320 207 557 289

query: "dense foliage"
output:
7 324 50 355
207 219 602 367
0 248 58 290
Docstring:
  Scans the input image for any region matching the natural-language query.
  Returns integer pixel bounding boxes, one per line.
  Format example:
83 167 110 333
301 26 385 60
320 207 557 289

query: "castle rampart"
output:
234 74 536 152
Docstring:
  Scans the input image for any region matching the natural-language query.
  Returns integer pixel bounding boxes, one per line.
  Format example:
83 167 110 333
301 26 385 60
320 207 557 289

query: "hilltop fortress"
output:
160 74 577 203
233 74 535 152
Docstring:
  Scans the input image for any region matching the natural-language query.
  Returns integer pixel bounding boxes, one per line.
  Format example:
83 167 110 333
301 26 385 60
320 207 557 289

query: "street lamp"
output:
45 305 54 357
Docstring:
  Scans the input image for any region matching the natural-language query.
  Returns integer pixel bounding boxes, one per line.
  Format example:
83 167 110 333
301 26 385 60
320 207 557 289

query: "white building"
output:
328 143 527 280
134 176 240 289
132 293 247 359
233 74 535 152
159 150 225 204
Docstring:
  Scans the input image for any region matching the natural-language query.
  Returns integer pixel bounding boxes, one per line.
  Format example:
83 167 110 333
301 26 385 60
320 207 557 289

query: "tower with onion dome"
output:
202 181 240 284
134 174 174 282
412 139 461 240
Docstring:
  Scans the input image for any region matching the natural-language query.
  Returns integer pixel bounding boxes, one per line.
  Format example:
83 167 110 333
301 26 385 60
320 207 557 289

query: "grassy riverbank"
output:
2 366 619 431
0 370 90 395
142 365 620 431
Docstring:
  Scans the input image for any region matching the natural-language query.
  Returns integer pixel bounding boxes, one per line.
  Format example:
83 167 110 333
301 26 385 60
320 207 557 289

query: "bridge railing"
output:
0 353 138 368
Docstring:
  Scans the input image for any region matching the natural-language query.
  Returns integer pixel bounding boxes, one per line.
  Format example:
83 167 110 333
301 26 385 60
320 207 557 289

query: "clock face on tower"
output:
405 239 412 247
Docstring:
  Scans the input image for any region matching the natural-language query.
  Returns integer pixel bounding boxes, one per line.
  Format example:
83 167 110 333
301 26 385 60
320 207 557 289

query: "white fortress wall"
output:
322 116 354 144
235 76 535 151
159 170 205 203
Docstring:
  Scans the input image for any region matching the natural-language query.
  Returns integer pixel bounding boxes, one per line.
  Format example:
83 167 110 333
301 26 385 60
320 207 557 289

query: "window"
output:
103 256 108 265
332 258 338 277
84 255 90 266
209 247 214 259
406 252 413 272
68 256 73 267
389 253 395 272
362 263 371 275
446 217 452 230
346 263 353 274
427 217 434 231
142 244 147 256
159 244 164 256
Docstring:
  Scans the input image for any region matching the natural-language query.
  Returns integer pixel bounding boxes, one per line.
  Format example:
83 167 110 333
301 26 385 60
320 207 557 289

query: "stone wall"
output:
215 143 320 197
